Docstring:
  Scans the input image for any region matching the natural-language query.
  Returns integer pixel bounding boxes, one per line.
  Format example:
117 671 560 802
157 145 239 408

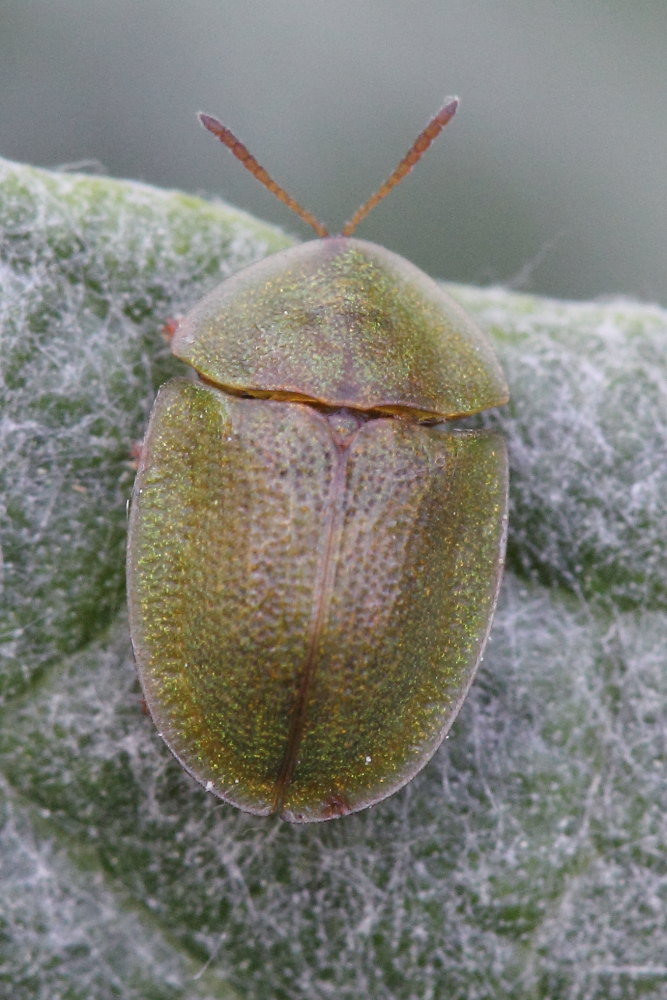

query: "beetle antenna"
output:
341 97 459 237
199 112 330 238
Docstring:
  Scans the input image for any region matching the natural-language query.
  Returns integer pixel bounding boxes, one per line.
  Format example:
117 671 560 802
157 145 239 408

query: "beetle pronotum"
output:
127 100 508 822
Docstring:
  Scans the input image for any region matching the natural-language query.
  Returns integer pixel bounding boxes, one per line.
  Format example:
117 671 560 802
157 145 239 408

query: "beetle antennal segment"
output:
199 112 330 238
340 97 459 237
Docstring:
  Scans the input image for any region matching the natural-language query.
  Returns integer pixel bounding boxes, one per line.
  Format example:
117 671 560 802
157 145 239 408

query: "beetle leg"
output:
162 316 182 342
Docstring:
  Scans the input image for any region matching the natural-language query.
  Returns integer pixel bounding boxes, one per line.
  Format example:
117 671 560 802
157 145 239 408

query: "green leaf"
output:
1 157 666 1000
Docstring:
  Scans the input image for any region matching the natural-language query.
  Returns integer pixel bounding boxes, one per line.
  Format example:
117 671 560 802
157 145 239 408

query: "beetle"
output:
126 98 509 822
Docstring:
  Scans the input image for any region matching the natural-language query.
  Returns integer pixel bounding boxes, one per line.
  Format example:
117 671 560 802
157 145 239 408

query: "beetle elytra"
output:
127 99 509 822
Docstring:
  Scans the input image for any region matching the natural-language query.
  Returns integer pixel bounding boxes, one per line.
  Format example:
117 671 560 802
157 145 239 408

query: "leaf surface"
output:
1 157 666 1000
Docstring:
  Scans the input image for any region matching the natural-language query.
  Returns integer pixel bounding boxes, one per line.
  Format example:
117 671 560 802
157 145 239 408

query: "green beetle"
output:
127 99 509 822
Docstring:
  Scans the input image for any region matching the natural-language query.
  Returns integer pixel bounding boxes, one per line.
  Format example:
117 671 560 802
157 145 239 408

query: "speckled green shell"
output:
127 237 508 822
171 238 508 420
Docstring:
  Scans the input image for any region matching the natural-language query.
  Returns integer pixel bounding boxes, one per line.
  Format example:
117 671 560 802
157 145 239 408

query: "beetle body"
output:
127 235 508 822
127 101 509 821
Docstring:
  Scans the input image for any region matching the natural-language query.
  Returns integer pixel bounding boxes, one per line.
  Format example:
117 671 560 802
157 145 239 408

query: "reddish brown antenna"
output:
341 96 459 236
199 112 330 237
200 98 458 239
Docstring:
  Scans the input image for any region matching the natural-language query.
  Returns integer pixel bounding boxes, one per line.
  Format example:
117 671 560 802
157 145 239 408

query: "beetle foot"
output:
162 316 182 342
128 439 144 469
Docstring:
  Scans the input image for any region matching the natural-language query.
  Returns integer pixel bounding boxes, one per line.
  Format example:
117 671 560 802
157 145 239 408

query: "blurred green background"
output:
1 0 666 306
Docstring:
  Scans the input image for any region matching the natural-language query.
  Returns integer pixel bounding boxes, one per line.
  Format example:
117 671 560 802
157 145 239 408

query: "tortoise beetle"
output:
127 99 509 822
